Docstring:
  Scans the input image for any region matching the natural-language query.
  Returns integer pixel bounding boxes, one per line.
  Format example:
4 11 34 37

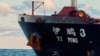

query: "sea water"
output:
0 49 36 56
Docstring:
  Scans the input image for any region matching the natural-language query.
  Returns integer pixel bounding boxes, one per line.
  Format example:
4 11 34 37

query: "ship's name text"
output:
53 27 86 43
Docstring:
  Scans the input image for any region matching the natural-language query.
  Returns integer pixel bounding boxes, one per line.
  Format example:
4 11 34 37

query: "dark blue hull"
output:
19 22 100 56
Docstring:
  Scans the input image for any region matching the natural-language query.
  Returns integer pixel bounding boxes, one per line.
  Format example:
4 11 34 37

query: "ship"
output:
18 0 100 56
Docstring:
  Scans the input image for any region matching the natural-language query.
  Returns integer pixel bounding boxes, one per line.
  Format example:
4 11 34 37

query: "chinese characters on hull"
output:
53 26 86 43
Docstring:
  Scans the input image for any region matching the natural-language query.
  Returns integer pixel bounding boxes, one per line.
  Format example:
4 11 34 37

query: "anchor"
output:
27 33 41 51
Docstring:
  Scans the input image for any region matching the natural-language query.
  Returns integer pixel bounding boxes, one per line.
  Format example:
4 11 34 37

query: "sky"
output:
0 0 100 49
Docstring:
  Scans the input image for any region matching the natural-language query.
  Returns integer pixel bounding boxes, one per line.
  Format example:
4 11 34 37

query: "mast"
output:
32 1 45 16
32 1 34 16
71 0 77 7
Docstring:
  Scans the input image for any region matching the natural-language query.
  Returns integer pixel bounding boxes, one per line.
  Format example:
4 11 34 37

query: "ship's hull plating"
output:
19 22 100 56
